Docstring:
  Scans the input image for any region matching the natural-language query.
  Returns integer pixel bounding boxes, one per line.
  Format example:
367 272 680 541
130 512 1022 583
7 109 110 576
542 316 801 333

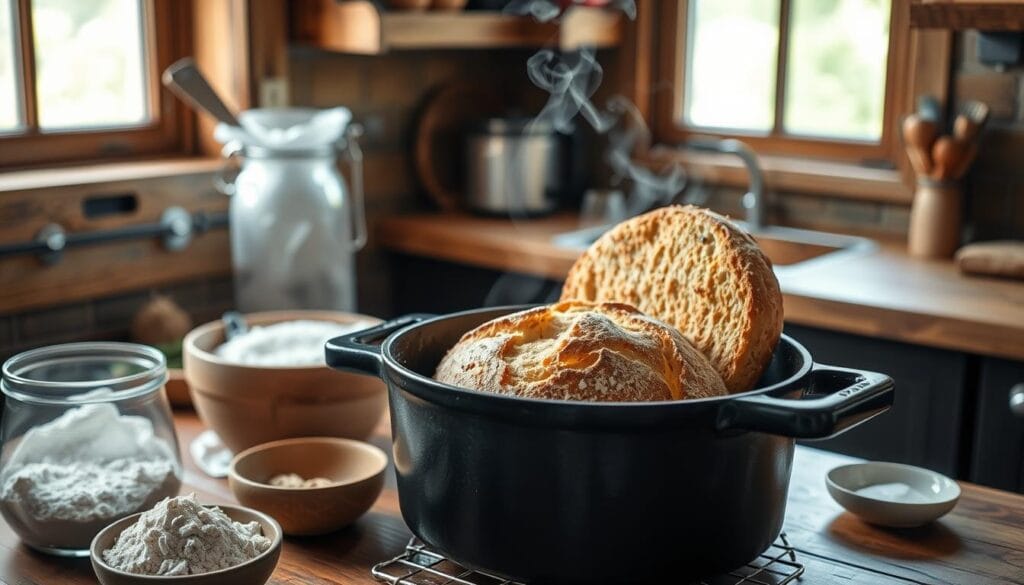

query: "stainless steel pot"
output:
325 306 895 584
465 118 561 215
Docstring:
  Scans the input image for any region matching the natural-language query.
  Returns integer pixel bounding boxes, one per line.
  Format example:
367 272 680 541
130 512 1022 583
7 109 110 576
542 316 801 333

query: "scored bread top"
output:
434 301 727 402
560 206 783 393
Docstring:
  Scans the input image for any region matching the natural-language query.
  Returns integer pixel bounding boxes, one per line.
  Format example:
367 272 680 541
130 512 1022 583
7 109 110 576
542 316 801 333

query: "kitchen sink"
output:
552 220 876 273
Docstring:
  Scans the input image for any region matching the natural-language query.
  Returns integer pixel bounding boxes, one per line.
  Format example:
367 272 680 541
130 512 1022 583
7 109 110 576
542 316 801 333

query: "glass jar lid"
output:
1 342 167 405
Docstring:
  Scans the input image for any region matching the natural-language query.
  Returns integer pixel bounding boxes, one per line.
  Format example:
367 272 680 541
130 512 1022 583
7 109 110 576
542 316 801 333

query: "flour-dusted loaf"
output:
560 205 783 393
434 301 726 402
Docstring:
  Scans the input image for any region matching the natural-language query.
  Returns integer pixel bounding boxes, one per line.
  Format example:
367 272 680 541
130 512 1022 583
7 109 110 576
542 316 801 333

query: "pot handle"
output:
715 363 894 439
325 314 435 377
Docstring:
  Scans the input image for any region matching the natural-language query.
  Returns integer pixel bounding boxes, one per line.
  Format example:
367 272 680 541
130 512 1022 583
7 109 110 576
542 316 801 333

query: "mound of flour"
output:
215 319 372 366
0 396 180 550
2 459 175 522
102 494 272 576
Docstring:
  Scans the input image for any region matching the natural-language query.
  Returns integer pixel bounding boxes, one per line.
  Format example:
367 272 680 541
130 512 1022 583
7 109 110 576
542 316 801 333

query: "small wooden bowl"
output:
229 437 388 536
90 505 282 584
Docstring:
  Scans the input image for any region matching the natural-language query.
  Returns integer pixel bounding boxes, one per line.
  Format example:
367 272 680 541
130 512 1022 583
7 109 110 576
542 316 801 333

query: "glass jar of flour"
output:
0 343 182 556
216 107 367 312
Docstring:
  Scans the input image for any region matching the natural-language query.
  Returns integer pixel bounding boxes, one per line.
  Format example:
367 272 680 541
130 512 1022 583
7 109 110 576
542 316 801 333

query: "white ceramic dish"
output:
826 462 961 528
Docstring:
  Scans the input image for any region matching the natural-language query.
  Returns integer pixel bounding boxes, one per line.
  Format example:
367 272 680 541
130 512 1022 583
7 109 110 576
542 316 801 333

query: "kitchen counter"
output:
377 213 1024 362
5 411 1023 584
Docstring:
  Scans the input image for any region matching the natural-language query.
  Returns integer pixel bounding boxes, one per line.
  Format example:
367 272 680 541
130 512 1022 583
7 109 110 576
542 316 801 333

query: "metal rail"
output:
0 207 229 265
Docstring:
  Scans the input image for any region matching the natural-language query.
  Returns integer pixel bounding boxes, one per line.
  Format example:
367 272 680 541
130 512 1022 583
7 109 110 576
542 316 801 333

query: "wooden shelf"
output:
291 0 624 54
910 0 1024 30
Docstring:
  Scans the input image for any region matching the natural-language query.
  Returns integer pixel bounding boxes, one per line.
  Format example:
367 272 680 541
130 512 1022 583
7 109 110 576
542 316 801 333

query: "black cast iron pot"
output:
326 306 894 584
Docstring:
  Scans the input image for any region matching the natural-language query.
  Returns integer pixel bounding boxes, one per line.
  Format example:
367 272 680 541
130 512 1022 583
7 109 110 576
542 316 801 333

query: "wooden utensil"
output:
902 114 937 175
930 136 970 181
162 57 241 127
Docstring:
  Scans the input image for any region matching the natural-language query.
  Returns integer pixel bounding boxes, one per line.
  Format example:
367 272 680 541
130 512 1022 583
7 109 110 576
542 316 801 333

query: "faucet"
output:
684 138 766 232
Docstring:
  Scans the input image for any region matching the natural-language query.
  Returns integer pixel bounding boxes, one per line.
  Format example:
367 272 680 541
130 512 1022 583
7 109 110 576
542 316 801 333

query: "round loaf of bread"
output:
560 205 783 394
434 301 726 402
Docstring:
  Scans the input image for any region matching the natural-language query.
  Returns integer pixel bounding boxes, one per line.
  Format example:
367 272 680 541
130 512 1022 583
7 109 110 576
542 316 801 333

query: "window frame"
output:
649 0 946 173
1 0 193 169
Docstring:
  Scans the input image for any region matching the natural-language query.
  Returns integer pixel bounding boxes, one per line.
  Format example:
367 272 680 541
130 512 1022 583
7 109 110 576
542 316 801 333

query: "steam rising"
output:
513 0 685 211
526 49 613 134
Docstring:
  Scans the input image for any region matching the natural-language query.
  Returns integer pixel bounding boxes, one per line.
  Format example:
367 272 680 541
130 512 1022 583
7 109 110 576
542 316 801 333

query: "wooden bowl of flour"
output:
183 311 386 453
90 504 282 584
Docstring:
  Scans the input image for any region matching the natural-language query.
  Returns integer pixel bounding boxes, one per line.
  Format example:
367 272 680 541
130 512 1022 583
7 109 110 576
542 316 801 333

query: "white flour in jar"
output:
0 395 180 550
215 319 372 366
102 494 272 576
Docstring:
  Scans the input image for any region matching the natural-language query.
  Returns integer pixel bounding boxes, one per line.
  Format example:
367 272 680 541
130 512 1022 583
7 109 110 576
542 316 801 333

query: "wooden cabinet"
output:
786 324 968 476
970 358 1024 493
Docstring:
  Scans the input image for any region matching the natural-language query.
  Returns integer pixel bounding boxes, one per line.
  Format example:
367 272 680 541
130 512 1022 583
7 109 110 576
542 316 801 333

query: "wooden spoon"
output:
953 115 979 142
162 57 241 127
931 136 971 181
902 114 937 175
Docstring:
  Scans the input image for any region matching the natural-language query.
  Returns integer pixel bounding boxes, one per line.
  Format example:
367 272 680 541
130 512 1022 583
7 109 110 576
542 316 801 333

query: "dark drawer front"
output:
971 358 1024 493
786 324 967 476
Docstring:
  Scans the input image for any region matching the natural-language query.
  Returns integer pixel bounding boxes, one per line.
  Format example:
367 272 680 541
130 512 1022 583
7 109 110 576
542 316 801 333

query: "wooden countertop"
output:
377 213 1024 362
4 411 1024 584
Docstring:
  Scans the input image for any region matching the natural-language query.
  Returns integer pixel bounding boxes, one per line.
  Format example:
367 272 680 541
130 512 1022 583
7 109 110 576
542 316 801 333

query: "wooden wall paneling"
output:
619 0 655 132
0 164 230 314
911 0 1024 30
249 0 290 106
192 0 252 156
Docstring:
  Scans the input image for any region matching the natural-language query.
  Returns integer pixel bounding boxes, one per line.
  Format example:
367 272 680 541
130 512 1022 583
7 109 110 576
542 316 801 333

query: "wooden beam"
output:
911 0 1024 30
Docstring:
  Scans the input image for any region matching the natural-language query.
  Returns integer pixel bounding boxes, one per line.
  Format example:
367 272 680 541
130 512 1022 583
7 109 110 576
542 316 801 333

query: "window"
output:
0 0 189 168
654 0 926 167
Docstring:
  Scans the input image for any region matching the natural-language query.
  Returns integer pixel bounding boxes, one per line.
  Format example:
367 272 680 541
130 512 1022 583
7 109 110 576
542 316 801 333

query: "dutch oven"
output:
325 306 894 584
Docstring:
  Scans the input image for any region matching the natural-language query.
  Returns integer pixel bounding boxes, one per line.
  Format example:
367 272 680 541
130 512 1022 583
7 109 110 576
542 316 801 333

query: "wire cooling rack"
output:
371 534 804 585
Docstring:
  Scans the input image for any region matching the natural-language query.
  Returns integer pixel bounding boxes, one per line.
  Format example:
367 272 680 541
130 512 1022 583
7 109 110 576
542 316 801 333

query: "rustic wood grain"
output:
910 0 1024 30
0 161 230 314
291 0 623 54
3 411 1023 584
375 213 1024 362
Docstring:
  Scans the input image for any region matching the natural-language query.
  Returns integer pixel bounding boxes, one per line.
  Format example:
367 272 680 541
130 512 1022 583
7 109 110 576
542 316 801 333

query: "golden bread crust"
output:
560 205 784 393
434 301 726 402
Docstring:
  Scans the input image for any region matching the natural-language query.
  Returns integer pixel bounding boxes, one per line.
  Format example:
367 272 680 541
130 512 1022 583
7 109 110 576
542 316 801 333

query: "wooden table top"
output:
376 213 1024 362
3 411 1023 584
